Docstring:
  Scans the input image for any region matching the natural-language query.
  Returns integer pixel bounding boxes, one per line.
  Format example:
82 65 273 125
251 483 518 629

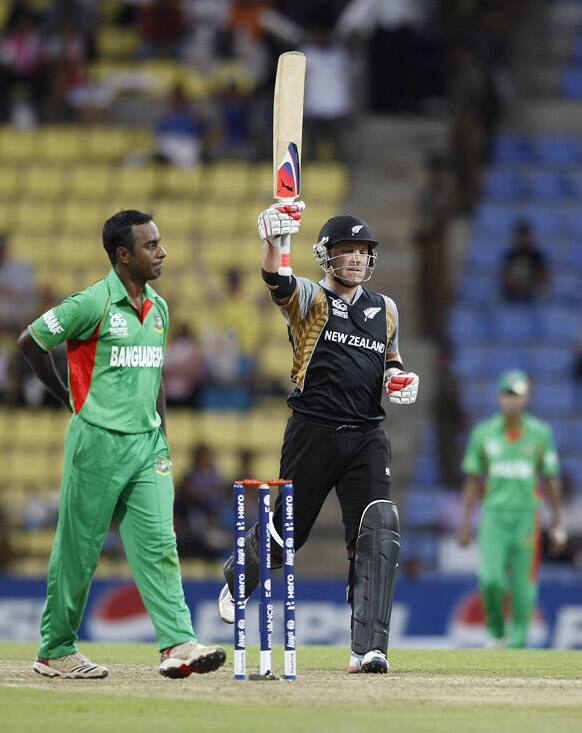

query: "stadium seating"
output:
0 119 346 565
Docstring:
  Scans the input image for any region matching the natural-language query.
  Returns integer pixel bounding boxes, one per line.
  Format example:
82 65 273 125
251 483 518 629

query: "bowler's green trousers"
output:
478 508 539 648
38 415 195 658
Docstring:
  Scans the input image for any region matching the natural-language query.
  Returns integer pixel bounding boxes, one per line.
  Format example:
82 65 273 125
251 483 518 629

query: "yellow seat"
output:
22 165 66 200
250 164 274 200
85 127 135 163
13 201 56 234
37 127 83 164
60 201 105 234
117 165 157 200
0 128 37 162
200 203 241 236
140 60 181 97
0 201 14 231
180 68 208 99
158 166 203 199
97 26 139 60
69 165 113 200
303 163 349 203
207 162 251 201
152 200 196 236
0 166 20 199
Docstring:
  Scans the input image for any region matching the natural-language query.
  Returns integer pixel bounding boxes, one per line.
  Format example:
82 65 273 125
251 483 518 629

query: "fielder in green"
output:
457 370 566 648
17 210 226 679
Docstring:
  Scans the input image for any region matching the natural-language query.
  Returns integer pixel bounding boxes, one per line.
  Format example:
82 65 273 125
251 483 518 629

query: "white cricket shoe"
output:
33 651 109 679
361 649 389 674
218 583 247 624
347 651 364 673
484 636 507 648
158 640 226 678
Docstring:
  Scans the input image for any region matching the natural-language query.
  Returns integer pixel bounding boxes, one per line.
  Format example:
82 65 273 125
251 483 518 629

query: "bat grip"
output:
278 233 292 276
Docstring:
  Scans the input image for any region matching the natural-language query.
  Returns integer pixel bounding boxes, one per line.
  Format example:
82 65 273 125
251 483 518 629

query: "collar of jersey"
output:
107 268 157 305
319 279 363 305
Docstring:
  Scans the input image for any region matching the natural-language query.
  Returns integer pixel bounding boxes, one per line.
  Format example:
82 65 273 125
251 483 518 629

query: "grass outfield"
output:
1 643 582 733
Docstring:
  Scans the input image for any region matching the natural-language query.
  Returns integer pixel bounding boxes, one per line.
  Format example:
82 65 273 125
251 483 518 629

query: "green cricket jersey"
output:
28 269 168 434
462 414 560 511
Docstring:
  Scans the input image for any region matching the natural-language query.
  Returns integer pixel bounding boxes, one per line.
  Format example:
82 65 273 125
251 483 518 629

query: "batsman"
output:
219 205 419 673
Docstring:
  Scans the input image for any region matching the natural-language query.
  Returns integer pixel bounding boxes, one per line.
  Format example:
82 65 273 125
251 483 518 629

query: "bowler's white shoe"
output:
159 640 226 678
484 636 507 648
218 583 247 624
347 651 364 673
33 651 109 679
361 649 389 674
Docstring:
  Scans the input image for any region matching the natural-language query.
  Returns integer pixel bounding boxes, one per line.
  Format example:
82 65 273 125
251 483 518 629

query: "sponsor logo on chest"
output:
109 345 164 368
324 330 385 354
489 459 534 480
110 312 129 337
331 297 348 319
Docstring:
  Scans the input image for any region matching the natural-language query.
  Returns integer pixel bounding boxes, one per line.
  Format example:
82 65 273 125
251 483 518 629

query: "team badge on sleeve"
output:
153 310 164 333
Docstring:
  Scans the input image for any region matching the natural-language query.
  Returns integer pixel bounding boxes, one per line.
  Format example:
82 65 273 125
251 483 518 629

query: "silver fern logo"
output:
351 225 364 235
363 307 381 322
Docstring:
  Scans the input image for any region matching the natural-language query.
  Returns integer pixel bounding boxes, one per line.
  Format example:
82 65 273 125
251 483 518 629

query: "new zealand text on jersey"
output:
324 330 385 354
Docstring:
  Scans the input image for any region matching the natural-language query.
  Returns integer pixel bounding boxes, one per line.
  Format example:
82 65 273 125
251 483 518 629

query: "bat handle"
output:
278 233 292 276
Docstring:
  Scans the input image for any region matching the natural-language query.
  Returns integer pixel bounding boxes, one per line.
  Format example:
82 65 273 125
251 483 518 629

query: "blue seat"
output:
525 345 573 375
561 456 582 490
560 240 582 270
465 242 504 271
492 133 532 164
518 205 560 239
560 68 582 99
456 275 497 305
491 306 536 343
529 382 574 416
482 170 523 201
549 273 582 306
524 172 567 202
448 308 487 346
564 171 582 199
532 135 579 165
453 346 490 379
538 305 579 342
461 378 498 415
560 207 582 238
473 204 518 238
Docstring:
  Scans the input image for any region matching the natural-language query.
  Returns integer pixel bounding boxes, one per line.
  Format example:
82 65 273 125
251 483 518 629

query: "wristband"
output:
261 269 296 298
385 360 404 373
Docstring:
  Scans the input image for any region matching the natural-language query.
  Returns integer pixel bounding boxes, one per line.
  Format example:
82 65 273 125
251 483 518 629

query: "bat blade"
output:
273 51 306 202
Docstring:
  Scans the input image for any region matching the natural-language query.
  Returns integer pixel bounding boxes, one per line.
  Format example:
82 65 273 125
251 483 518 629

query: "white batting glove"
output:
385 368 419 405
258 201 304 246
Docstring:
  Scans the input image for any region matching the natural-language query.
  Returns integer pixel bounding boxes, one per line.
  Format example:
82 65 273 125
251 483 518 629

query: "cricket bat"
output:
273 51 306 276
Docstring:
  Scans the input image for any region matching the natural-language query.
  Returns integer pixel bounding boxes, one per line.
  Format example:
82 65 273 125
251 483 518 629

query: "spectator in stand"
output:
414 154 454 340
174 443 229 559
155 85 205 168
139 0 188 60
0 8 46 123
302 27 353 160
500 219 549 303
163 322 205 408
43 20 88 121
215 79 252 159
0 233 37 334
449 44 500 213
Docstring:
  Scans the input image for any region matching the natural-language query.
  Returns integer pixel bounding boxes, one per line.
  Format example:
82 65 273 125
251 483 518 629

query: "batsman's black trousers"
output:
270 413 392 560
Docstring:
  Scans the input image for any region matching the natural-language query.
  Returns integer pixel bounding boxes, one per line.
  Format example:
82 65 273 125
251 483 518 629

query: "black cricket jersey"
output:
277 277 400 426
